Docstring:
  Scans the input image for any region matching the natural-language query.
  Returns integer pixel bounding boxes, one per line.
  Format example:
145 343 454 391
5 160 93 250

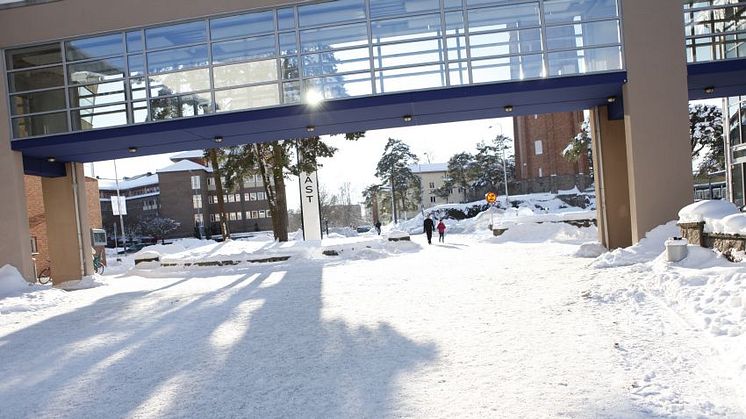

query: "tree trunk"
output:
271 143 289 241
208 148 230 240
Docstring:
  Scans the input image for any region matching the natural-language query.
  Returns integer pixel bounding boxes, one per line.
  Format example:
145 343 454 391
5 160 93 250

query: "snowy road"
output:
0 231 743 418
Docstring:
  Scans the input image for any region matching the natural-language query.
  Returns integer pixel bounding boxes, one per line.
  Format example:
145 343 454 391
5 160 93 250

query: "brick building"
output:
99 151 273 240
513 112 592 194
25 176 102 277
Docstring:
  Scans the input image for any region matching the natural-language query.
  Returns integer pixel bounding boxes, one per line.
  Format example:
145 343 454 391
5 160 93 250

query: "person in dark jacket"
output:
423 215 435 244
374 221 382 235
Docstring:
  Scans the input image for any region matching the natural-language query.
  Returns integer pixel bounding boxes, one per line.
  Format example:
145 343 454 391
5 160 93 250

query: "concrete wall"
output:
620 0 693 242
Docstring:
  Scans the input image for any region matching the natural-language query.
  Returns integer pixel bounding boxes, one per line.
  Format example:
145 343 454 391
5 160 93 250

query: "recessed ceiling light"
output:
402 115 413 122
704 86 715 94
47 157 56 163
128 146 138 153
504 105 514 112
306 125 316 133
214 136 223 143
607 96 617 103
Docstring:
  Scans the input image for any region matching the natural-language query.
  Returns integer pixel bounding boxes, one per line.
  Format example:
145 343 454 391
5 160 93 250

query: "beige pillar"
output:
591 106 632 249
42 163 93 284
621 0 693 242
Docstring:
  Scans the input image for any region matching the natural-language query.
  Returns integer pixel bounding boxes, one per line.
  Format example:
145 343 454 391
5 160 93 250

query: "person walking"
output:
423 215 434 244
437 219 446 243
374 220 382 235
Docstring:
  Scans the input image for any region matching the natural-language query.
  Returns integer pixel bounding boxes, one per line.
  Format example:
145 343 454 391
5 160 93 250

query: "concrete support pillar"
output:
591 106 632 249
621 0 693 242
42 163 93 284
0 149 34 281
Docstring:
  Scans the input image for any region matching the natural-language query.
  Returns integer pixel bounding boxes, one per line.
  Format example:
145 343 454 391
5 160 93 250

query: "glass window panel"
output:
467 0 516 6
301 22 368 52
373 39 443 68
304 47 369 76
448 61 470 85
128 54 145 77
298 0 365 27
446 36 468 61
281 56 300 79
66 34 124 61
444 0 462 8
445 11 465 35
8 65 65 92
210 11 275 40
5 43 62 70
375 64 445 93
132 100 149 123
72 104 128 130
146 21 207 49
69 80 126 108
213 60 278 88
280 32 298 56
278 8 295 30
547 46 620 76
371 13 442 43
130 77 147 100
370 0 439 18
150 91 211 120
10 89 66 116
147 45 209 73
305 72 372 99
543 0 619 24
212 35 276 64
467 3 540 33
148 68 210 95
12 112 68 138
283 81 301 103
546 20 620 51
469 29 542 58
472 54 543 82
215 84 280 112
127 31 143 52
68 57 126 84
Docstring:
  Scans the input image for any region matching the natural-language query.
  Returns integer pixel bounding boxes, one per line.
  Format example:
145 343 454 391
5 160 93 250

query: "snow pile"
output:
592 221 680 268
322 238 421 260
491 222 597 244
0 265 31 297
133 238 217 259
678 200 740 233
386 230 410 240
56 275 105 291
574 242 607 258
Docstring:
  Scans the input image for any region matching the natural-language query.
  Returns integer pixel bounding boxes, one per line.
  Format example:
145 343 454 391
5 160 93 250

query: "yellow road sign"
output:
485 192 497 204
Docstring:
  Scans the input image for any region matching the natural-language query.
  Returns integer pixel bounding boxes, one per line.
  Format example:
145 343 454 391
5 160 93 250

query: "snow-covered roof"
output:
169 150 205 161
409 163 448 173
98 173 159 191
157 159 212 174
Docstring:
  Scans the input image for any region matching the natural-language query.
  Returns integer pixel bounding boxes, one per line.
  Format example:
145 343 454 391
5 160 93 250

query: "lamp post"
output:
97 160 127 254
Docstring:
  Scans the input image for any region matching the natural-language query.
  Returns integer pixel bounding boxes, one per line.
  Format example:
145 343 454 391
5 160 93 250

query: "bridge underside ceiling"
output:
688 59 746 101
14 72 627 176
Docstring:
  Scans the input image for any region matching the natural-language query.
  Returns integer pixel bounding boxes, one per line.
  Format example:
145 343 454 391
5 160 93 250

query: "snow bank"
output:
574 242 607 258
491 222 597 244
0 265 31 297
678 200 739 233
592 221 680 268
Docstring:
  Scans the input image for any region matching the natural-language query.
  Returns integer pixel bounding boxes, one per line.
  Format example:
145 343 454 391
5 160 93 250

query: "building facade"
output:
409 163 468 207
513 111 591 194
724 96 746 207
99 152 273 240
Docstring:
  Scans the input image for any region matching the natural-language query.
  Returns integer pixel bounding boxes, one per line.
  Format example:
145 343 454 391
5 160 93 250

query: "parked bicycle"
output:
93 251 105 275
35 250 105 284
37 264 51 285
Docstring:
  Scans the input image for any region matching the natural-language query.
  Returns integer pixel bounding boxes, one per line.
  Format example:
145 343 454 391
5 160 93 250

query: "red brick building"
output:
513 111 592 194
25 176 102 277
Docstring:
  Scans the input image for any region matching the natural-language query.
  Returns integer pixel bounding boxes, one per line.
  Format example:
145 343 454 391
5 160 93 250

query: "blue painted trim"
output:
23 156 66 177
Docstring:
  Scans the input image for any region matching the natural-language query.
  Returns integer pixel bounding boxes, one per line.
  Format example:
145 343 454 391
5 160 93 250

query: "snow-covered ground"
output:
1 215 745 417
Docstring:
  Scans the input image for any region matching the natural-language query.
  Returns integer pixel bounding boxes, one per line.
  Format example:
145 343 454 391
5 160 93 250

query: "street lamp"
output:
489 124 511 207
96 159 127 254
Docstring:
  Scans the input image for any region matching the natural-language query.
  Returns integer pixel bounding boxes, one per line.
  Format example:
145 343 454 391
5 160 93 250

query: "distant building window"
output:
257 191 266 200
538 167 543 177
193 195 202 209
235 193 241 201
430 196 436 203
191 175 200 189
535 140 543 155
30 236 38 254
194 213 204 224
429 182 435 188
259 210 266 218
252 210 259 219
229 212 237 221
246 211 252 219
211 213 221 222
250 192 257 201
227 194 235 203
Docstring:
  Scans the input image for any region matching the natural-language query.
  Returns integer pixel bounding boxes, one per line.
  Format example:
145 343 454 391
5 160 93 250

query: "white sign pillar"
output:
299 171 322 240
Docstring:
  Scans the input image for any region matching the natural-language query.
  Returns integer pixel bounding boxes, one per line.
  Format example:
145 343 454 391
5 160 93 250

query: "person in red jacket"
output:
437 219 446 243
